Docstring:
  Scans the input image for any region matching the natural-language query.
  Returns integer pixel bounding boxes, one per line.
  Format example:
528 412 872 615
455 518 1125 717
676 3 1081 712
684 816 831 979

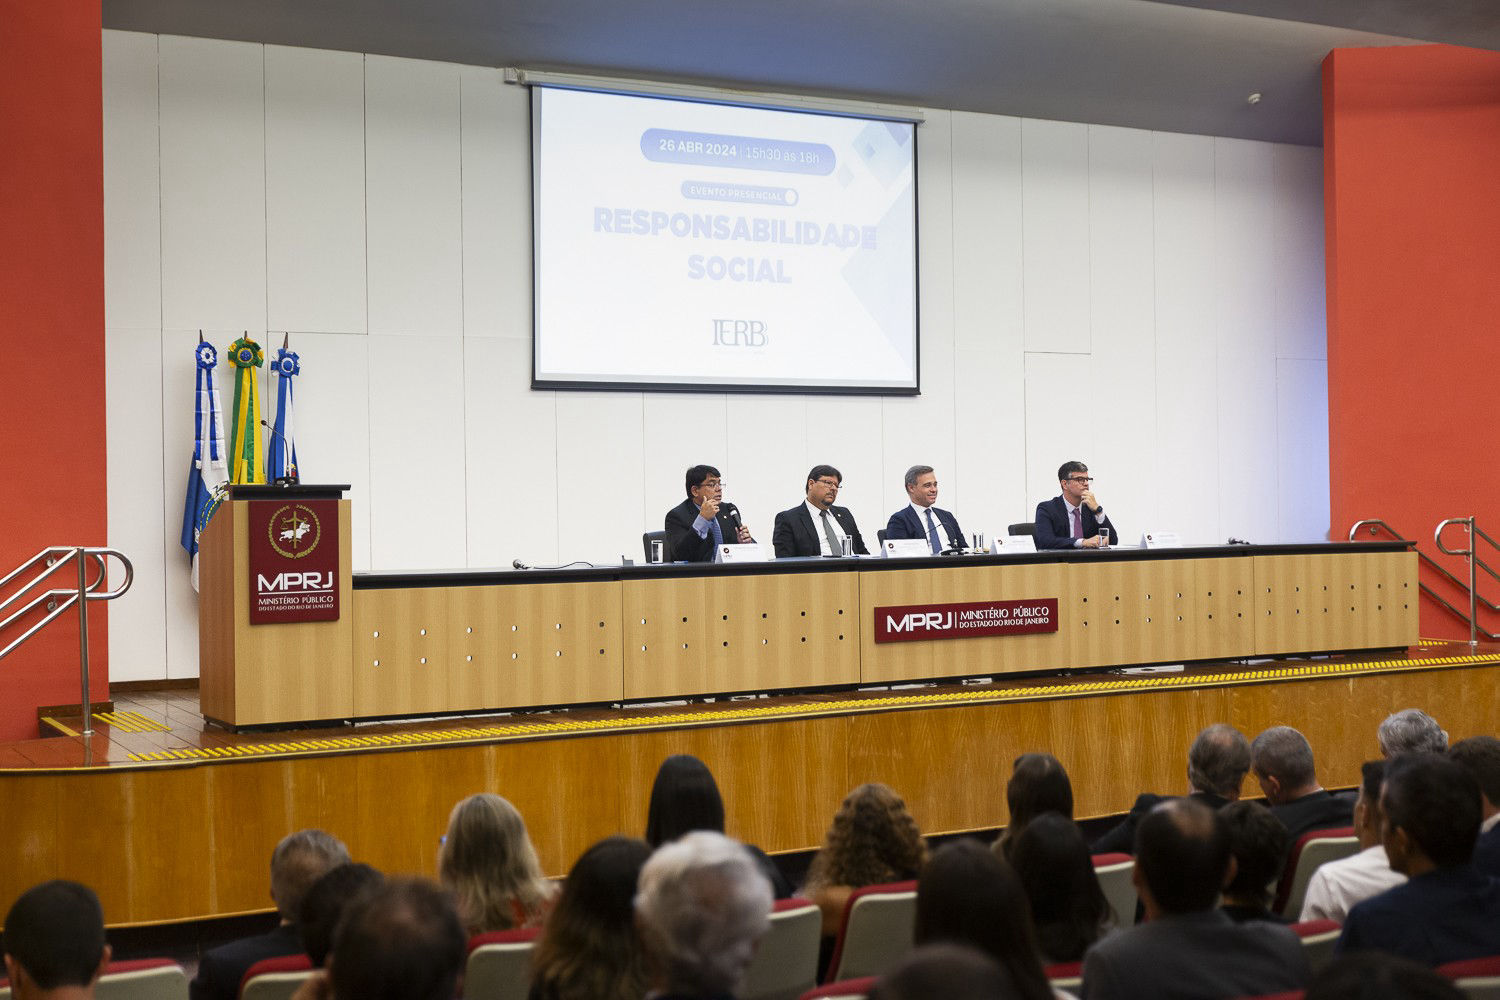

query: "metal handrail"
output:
1349 519 1500 617
1436 517 1482 647
0 547 134 736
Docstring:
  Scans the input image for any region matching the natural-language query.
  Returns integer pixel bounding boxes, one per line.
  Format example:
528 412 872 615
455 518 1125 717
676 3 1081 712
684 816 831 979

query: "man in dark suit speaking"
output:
772 465 869 558
1034 460 1122 549
885 464 964 554
664 464 754 563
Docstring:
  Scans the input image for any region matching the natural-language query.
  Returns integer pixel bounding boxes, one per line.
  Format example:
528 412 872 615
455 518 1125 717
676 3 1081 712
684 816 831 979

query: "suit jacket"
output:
1035 495 1121 550
772 503 868 557
1270 789 1354 843
1338 865 1500 966
885 505 964 551
190 922 303 1000
1091 790 1232 856
1081 909 1309 1000
1474 823 1500 878
664 498 744 564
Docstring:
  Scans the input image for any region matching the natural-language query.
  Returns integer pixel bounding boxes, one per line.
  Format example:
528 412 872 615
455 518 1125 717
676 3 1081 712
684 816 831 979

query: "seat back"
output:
464 928 539 1000
1007 522 1036 536
642 530 669 562
96 960 190 1000
876 529 888 546
1091 853 1138 928
1045 961 1083 991
1290 919 1342 975
1439 956 1500 1000
742 898 823 1000
240 954 314 1000
799 976 878 1000
1276 827 1358 917
824 881 918 983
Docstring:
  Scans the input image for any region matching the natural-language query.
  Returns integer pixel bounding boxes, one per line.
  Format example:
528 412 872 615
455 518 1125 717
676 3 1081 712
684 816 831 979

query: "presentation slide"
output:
532 86 919 393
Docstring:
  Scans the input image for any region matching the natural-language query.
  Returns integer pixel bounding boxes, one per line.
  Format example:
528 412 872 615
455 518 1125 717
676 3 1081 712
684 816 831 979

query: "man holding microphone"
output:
664 464 755 562
1034 461 1121 549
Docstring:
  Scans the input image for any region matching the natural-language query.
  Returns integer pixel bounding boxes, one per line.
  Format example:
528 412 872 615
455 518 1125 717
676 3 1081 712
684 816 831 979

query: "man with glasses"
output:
664 464 755 563
1035 460 1121 549
772 464 869 558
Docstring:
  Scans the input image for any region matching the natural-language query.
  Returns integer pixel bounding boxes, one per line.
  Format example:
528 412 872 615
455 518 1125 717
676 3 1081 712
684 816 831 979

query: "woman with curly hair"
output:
438 793 556 936
527 836 651 1000
802 782 928 937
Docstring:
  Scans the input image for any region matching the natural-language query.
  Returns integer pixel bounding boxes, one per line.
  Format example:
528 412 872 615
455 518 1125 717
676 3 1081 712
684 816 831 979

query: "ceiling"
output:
101 0 1500 146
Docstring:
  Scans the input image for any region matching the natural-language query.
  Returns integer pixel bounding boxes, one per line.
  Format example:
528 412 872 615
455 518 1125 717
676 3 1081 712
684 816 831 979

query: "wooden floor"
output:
4 639 1494 771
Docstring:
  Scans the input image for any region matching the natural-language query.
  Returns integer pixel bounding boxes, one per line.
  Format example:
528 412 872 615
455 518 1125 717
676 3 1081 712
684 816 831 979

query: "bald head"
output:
1135 798 1231 916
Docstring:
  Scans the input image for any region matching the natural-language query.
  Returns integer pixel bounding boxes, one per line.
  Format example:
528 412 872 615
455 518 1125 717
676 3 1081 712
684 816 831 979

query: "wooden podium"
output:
198 484 353 727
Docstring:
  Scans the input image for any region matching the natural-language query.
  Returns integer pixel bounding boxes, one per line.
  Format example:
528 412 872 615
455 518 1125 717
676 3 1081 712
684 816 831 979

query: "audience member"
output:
872 944 1025 1000
438 792 556 935
292 878 466 1000
1250 726 1353 841
994 753 1074 860
1080 799 1309 999
1011 812 1113 963
1378 709 1448 757
529 836 651 1000
1217 801 1290 923
644 754 793 897
1447 735 1500 877
1092 724 1250 855
3 881 110 1000
1301 760 1405 922
802 782 928 936
913 839 1054 1000
298 862 383 967
635 831 773 1000
1338 753 1500 965
191 829 349 1000
1305 951 1465 1000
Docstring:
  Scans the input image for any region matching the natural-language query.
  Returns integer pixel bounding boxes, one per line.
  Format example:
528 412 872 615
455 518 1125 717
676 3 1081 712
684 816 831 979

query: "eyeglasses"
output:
813 478 841 488
1067 476 1094 483
697 480 724 490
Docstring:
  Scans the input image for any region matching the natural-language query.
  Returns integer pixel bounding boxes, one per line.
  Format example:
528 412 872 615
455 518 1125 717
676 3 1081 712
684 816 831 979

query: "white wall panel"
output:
642 394 728 546
367 335 467 568
724 396 809 546
106 327 167 682
158 36 266 332
102 31 162 332
366 56 463 337
461 69 531 340
1089 125 1155 359
265 46 367 335
1214 139 1277 361
950 112 1023 352
1022 352 1092 512
1216 351 1279 544
807 396 887 544
555 393 645 565
1090 348 1156 546
465 339 558 567
1022 119 1091 354
277 332 373 569
1273 144 1327 361
1277 358 1331 542
1152 132 1217 362
1152 352 1220 545
955 348 1026 540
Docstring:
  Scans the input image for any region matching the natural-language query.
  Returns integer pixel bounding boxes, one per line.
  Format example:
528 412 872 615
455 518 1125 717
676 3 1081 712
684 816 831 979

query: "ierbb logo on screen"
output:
711 319 769 347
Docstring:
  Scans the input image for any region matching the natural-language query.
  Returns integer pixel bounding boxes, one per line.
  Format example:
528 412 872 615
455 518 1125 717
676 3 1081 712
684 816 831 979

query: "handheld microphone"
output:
722 502 742 529
259 419 300 485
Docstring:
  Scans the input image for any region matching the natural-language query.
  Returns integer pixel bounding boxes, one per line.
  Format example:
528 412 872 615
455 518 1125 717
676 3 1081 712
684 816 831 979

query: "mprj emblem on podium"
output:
248 499 340 624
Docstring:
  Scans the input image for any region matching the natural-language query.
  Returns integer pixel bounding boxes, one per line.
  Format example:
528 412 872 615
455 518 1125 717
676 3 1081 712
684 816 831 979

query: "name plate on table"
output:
248 499 340 624
718 543 767 563
1142 530 1183 549
994 534 1037 553
874 599 1059 643
883 538 933 558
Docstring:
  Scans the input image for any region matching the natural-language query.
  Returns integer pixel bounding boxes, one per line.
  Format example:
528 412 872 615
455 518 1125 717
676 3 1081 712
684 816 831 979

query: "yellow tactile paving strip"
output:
94 710 173 733
120 650 1500 764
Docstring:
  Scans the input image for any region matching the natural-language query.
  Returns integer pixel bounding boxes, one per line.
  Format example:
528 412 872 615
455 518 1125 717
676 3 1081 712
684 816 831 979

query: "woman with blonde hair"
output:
438 793 555 935
802 782 928 937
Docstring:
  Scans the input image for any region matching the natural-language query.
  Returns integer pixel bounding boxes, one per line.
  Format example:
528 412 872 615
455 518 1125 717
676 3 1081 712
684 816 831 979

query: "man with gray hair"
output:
1251 726 1352 842
885 465 964 554
636 830 773 999
191 829 350 1000
1378 709 1448 757
1093 723 1252 854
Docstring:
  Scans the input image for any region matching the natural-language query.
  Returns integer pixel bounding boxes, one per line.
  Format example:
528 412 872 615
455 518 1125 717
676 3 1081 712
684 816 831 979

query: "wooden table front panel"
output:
1252 551 1419 654
353 581 624 717
622 572 860 699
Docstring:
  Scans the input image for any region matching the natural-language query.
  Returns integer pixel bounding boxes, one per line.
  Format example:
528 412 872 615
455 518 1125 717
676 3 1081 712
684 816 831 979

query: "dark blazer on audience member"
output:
772 504 869 558
664 498 741 564
1091 791 1232 856
885 505 963 549
190 922 302 1000
1034 496 1121 550
1081 909 1309 1000
1337 865 1500 966
1474 824 1500 878
1270 789 1354 843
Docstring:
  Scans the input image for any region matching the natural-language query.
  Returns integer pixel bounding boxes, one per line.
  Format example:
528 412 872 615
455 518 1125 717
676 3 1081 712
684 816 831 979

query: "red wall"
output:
0 0 110 738
1324 45 1500 640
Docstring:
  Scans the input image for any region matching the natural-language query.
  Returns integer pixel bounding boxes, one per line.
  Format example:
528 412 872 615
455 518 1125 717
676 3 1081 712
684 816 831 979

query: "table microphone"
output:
512 559 530 570
258 419 300 485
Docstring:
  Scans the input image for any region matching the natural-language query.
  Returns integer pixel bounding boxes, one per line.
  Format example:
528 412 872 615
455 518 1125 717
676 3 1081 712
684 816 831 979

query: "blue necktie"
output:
708 514 723 552
925 508 941 554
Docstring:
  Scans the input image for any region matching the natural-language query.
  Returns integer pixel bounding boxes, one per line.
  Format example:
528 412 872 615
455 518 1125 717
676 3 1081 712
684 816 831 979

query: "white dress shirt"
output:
909 502 953 551
807 500 839 556
1299 844 1406 923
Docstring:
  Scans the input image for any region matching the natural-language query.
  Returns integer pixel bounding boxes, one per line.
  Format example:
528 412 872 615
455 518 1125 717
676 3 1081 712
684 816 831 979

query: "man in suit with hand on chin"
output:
664 464 754 563
772 465 869 558
1035 460 1121 549
885 465 964 554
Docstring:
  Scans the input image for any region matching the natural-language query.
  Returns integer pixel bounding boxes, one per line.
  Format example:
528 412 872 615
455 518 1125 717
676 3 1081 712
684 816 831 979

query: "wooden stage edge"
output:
4 641 1499 926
